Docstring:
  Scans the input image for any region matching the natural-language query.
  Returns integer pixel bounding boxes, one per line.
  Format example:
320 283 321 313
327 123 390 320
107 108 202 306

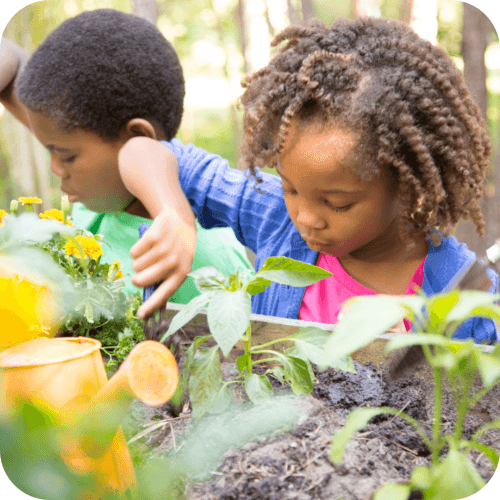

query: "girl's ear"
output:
125 118 157 139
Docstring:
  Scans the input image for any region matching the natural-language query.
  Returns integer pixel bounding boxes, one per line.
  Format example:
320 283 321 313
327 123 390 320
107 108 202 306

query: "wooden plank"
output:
164 302 493 367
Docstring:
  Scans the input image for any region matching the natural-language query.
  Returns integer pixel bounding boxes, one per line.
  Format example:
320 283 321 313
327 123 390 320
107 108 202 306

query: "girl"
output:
121 17 497 342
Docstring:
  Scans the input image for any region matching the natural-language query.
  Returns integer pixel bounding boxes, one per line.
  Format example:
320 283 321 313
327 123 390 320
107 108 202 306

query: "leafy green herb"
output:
323 290 500 500
163 257 354 418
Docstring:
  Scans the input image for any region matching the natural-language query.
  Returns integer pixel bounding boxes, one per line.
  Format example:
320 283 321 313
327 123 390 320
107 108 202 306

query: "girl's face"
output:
277 121 400 259
26 110 135 213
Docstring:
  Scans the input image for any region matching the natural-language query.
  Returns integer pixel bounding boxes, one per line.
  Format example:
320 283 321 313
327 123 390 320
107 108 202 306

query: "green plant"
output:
162 256 355 418
1 198 143 362
321 290 500 500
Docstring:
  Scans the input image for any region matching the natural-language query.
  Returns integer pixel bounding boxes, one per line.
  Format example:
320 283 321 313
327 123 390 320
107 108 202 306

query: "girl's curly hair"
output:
239 17 491 242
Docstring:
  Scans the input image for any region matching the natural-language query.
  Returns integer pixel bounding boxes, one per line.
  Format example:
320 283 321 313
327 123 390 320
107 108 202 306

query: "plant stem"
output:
249 336 293 351
252 357 278 365
454 371 473 441
432 366 443 465
245 322 252 374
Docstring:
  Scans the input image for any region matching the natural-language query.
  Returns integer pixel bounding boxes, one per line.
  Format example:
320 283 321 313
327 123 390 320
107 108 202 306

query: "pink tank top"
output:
298 254 425 331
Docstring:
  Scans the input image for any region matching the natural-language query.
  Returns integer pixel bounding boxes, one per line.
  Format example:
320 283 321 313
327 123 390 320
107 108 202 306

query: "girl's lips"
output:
67 194 80 203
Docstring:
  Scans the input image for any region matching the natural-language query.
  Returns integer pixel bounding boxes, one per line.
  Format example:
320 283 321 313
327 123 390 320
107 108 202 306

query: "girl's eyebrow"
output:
275 166 358 194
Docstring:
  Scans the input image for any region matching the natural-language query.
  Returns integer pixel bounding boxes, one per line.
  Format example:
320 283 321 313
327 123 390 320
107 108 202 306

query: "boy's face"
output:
26 110 135 213
277 121 401 260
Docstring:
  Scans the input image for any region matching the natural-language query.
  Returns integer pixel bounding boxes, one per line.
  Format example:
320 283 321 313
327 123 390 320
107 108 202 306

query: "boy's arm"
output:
118 137 197 319
0 37 30 128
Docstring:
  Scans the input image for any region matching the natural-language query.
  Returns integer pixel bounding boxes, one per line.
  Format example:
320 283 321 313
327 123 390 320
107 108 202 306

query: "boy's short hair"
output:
17 9 184 141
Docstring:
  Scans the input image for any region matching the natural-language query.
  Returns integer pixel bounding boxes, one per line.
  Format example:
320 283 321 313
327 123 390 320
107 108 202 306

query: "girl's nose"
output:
296 199 326 230
50 158 69 179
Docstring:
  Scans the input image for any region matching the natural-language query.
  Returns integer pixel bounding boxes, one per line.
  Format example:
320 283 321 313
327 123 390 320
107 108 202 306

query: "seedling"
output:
162 256 355 418
322 290 500 500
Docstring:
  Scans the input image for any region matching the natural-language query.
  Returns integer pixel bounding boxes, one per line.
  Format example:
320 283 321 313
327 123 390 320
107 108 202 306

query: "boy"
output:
0 9 252 317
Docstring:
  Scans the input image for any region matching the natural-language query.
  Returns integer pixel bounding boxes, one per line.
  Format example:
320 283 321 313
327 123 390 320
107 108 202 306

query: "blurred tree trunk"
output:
453 3 496 255
400 0 414 24
287 0 298 24
1 9 52 211
132 0 158 25
237 0 249 74
301 0 314 21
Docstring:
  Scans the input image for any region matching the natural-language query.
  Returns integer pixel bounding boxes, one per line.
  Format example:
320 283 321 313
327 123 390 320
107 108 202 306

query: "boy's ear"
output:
125 118 157 139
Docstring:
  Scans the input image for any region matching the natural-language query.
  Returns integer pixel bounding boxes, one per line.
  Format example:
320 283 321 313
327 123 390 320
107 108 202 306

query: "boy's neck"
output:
124 198 152 219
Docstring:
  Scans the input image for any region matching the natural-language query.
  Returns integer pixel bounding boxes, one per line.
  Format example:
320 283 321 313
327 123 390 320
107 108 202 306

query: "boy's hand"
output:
130 205 196 319
118 137 197 319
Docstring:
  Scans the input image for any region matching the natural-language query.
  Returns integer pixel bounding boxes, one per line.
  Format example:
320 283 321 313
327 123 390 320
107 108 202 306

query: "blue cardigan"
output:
165 139 498 343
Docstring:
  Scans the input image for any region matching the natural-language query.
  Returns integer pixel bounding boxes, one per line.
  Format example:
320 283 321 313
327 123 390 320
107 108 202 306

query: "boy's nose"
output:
50 158 69 179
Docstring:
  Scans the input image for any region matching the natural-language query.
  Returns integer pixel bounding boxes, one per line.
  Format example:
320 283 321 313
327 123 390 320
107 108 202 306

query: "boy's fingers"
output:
136 276 185 319
131 244 173 273
130 235 154 258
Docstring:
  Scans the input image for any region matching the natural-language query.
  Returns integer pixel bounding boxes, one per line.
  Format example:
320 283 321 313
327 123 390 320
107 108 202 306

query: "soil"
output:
123 357 500 500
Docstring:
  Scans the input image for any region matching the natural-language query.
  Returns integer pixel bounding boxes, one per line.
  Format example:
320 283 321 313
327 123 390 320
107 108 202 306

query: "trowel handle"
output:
138 223 161 302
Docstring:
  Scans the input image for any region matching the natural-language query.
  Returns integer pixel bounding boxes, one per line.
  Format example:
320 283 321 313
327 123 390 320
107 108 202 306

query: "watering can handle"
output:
77 341 178 459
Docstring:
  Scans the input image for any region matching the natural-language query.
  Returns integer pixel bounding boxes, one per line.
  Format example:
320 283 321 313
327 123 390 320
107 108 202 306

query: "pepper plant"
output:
162 257 355 418
321 290 500 500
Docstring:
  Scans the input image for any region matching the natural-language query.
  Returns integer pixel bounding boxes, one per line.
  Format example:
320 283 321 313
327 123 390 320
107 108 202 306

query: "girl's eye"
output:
326 202 353 213
62 156 76 164
282 187 296 195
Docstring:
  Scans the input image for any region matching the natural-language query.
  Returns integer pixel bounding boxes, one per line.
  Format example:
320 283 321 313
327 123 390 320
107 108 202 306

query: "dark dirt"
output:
123 358 500 500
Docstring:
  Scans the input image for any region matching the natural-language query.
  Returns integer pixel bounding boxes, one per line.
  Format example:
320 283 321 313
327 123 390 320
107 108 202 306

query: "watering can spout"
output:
77 340 179 459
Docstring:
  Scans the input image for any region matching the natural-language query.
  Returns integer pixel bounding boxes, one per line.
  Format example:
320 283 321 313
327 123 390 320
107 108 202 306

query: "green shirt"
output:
71 203 253 303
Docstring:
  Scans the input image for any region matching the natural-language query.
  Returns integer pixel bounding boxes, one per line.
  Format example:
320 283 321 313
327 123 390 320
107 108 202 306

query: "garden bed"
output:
123 304 500 500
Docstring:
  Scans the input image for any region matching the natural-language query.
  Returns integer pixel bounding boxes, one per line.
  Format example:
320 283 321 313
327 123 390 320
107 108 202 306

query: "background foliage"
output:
0 0 499 253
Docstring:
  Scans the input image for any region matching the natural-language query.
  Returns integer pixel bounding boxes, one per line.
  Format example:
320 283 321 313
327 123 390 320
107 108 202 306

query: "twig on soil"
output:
127 414 191 444
356 434 419 457
357 400 413 437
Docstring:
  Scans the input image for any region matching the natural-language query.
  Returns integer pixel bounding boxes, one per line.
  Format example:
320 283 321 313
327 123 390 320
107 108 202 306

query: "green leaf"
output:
424 448 485 500
161 292 212 342
207 289 251 357
373 482 411 500
181 335 212 391
245 276 272 296
0 213 75 251
287 327 332 365
445 291 500 324
385 334 451 353
273 353 313 395
207 384 232 415
189 266 228 292
268 366 285 384
244 373 273 403
330 407 391 464
427 290 460 333
466 441 499 469
236 353 250 373
322 295 424 366
476 351 500 387
189 346 223 419
410 466 431 491
254 256 333 287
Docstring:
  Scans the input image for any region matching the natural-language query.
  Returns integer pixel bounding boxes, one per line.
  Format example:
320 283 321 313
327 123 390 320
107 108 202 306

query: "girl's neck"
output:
337 225 429 294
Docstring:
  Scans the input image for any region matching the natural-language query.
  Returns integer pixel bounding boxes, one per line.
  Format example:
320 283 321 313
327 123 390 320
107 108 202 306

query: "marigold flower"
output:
39 208 73 226
0 209 8 226
18 197 43 206
64 235 103 261
0 273 55 351
108 260 124 281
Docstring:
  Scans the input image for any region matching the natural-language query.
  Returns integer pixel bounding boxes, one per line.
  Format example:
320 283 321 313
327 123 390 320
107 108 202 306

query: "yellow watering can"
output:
0 336 179 498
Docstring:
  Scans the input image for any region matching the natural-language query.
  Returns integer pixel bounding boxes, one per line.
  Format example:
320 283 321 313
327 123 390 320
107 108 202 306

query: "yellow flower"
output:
0 209 8 226
18 197 43 206
64 235 103 261
108 260 124 281
39 208 73 226
0 273 55 351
